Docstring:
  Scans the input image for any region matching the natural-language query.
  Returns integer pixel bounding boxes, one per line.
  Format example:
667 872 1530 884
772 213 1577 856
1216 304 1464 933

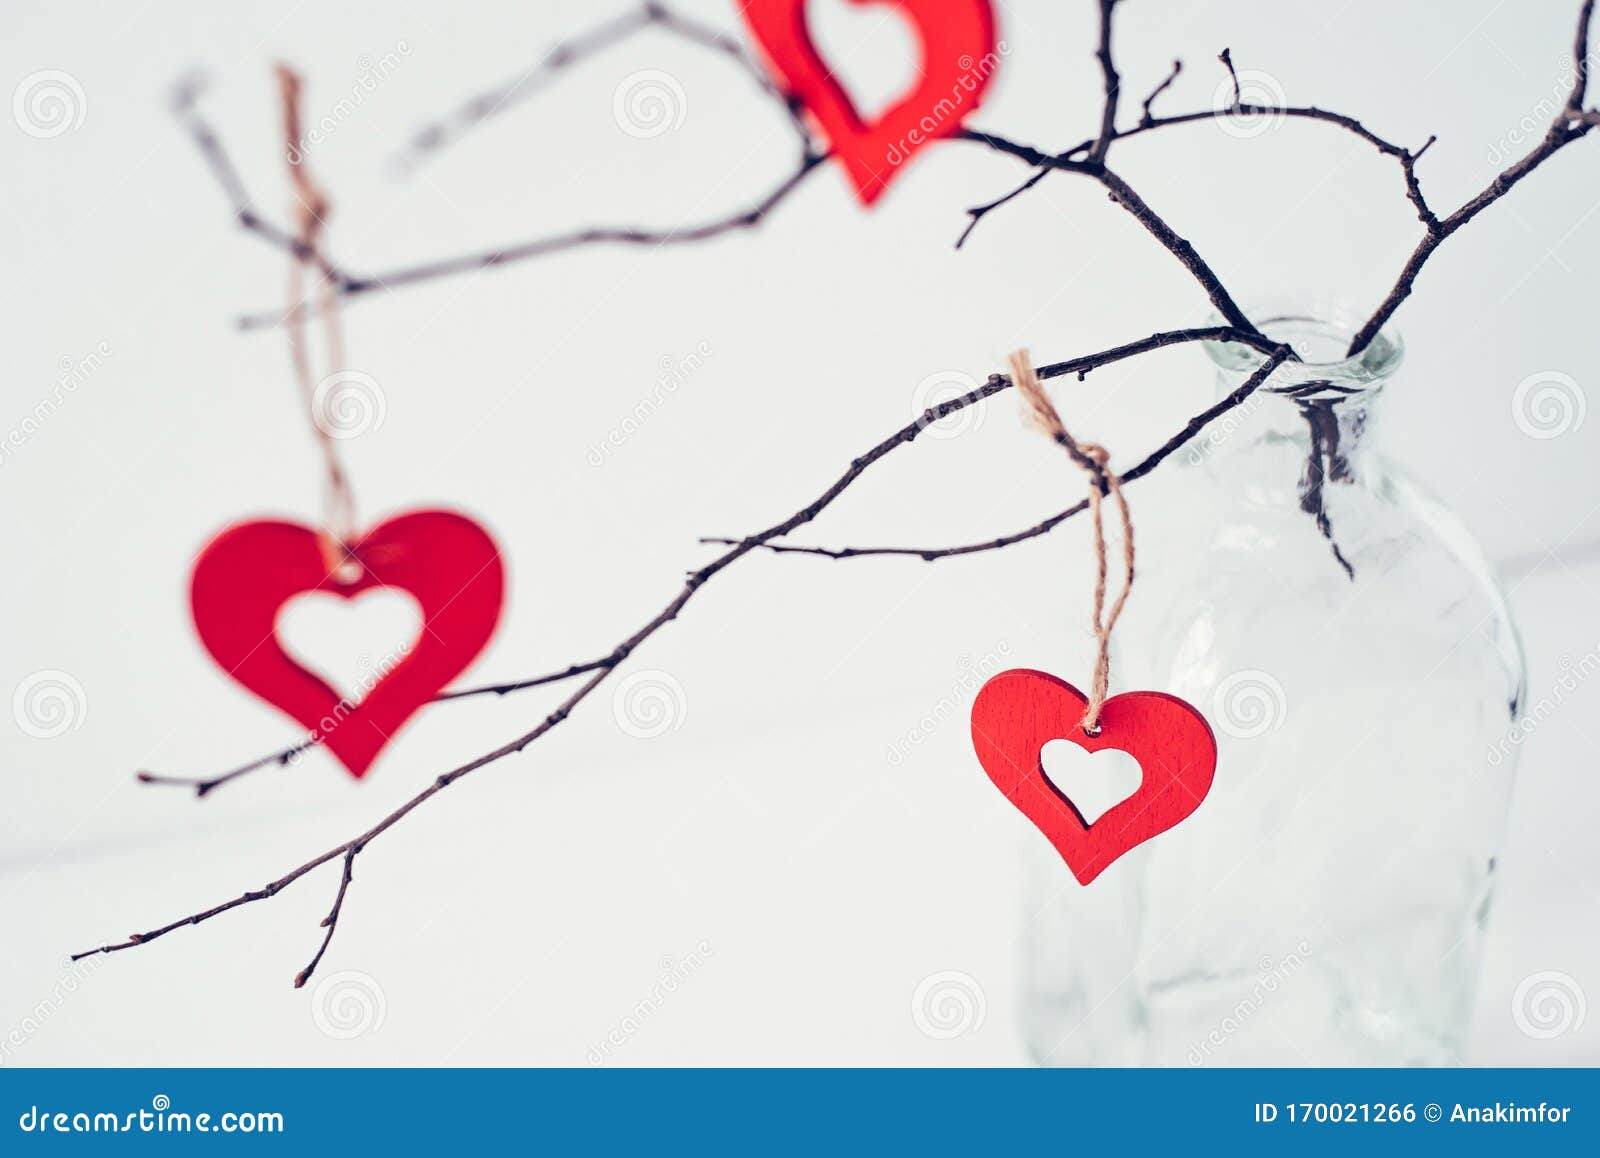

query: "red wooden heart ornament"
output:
741 0 999 205
190 509 504 779
970 669 1216 884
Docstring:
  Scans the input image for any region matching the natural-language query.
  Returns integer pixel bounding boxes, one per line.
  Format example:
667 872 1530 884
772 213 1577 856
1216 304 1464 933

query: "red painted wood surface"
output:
741 0 998 204
970 669 1217 884
190 510 504 779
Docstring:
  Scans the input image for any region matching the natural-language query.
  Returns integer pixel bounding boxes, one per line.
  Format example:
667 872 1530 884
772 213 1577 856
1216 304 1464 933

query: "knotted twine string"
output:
276 65 358 576
1007 350 1135 735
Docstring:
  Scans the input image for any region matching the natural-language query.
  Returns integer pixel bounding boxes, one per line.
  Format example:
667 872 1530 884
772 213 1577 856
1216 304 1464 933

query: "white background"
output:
2 0 1597 1065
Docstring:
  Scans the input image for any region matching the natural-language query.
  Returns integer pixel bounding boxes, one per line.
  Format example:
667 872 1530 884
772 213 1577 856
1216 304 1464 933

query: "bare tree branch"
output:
1346 0 1598 353
95 0 1600 988
1139 59 1183 127
138 741 313 799
157 328 1281 807
392 2 813 173
1088 0 1123 164
961 75 1442 245
1217 47 1242 109
181 0 1598 358
233 153 829 330
1094 165 1259 335
391 5 657 172
73 329 1285 983
706 338 1294 562
958 0 1597 357
170 74 345 286
136 656 617 798
957 25 1443 312
295 846 356 988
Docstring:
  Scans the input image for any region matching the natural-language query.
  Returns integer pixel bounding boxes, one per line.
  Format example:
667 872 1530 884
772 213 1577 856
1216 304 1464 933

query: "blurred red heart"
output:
190 510 504 779
971 669 1216 884
742 0 999 204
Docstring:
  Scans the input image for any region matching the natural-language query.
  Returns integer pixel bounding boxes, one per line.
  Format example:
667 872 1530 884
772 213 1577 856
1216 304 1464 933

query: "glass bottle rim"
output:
1202 299 1405 391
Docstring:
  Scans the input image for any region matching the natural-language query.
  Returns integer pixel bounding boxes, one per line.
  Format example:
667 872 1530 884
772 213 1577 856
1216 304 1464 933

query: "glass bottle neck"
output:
1197 309 1402 507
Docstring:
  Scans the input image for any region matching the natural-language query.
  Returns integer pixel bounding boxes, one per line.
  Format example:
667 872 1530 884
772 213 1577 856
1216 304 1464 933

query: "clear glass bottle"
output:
1019 305 1525 1066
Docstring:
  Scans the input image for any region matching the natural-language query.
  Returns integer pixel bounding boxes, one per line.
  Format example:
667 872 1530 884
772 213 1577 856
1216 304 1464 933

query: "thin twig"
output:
1572 0 1597 115
957 26 1441 270
1066 2 1267 337
138 741 314 799
242 120 1182 329
1401 135 1439 230
168 2 826 329
955 139 1269 343
234 153 829 330
138 657 618 798
1088 0 1123 164
1345 0 1598 353
960 101 1440 248
392 2 812 173
1140 60 1183 127
960 0 1597 357
295 846 357 988
645 3 813 152
169 75 345 286
1217 47 1242 109
956 168 1051 248
391 5 658 172
706 342 1294 562
185 0 1597 360
1094 165 1259 336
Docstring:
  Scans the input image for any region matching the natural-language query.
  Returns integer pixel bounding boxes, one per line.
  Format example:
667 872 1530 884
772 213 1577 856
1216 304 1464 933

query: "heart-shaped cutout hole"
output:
1040 739 1144 825
806 0 921 123
277 588 423 706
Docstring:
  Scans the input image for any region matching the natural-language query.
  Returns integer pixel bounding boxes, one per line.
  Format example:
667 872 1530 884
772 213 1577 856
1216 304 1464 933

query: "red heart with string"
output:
741 0 999 204
970 669 1216 884
190 509 504 779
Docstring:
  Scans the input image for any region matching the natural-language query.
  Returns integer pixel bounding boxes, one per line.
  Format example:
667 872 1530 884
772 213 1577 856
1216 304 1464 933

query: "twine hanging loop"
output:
1007 350 1135 734
276 64 358 576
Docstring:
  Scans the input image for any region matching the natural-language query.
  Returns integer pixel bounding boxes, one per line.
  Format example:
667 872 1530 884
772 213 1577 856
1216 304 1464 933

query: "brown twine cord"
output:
1007 349 1135 735
276 65 357 572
